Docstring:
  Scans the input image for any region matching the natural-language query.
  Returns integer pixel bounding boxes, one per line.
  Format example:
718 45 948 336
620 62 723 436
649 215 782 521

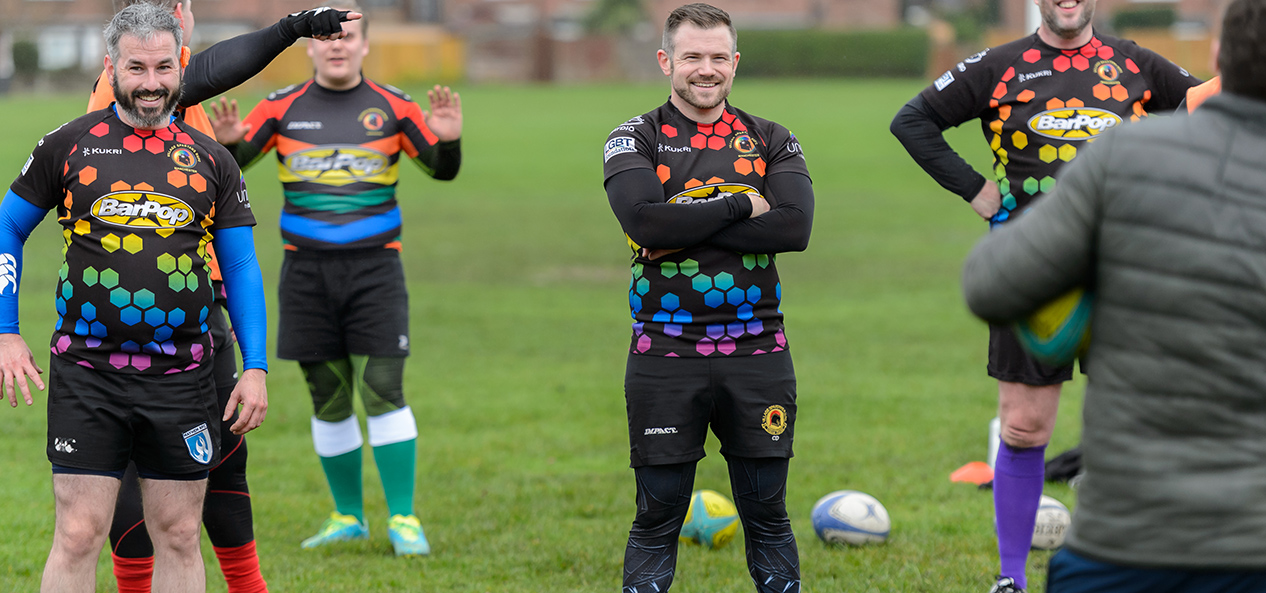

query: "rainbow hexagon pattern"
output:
629 257 781 356
51 263 208 372
157 253 201 292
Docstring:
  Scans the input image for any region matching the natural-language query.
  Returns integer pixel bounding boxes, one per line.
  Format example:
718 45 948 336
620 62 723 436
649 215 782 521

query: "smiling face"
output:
106 31 183 130
308 16 368 90
1036 0 1096 46
658 23 739 123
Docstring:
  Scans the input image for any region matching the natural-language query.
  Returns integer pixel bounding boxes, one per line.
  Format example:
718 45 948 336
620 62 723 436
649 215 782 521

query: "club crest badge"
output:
183 423 214 464
359 107 387 133
761 405 788 437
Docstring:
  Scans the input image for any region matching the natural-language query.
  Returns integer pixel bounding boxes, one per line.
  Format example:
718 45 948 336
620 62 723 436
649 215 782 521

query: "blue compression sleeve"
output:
0 191 49 333
212 226 267 372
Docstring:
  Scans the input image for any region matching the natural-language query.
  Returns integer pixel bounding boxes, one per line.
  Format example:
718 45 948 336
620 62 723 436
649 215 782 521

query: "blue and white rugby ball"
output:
811 490 890 545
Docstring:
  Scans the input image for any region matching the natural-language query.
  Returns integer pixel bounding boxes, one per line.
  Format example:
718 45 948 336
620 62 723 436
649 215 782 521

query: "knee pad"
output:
301 360 355 422
353 355 406 417
367 406 417 447
312 415 363 458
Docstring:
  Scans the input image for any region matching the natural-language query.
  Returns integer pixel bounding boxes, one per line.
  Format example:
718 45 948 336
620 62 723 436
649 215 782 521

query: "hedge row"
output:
1112 6 1176 31
735 28 930 78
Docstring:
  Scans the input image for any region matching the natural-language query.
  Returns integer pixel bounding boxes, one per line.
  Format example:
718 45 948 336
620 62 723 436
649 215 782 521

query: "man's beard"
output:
672 68 730 112
1041 1 1094 40
111 73 183 129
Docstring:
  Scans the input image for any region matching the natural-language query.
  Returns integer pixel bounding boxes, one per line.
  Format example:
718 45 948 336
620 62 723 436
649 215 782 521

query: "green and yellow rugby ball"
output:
1013 288 1093 366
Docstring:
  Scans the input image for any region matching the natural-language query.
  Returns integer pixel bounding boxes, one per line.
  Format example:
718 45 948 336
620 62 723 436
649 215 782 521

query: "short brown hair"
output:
661 3 735 58
1218 0 1266 100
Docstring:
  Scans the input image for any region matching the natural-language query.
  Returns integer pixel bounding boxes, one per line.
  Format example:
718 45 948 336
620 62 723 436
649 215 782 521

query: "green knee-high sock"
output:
319 448 365 523
372 439 416 518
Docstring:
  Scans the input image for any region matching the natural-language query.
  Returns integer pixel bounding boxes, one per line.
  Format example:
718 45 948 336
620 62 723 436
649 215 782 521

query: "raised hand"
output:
424 85 462 142
209 97 251 146
284 8 363 42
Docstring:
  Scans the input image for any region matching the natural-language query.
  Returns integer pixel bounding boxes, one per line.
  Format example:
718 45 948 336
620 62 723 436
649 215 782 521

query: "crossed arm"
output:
605 168 813 258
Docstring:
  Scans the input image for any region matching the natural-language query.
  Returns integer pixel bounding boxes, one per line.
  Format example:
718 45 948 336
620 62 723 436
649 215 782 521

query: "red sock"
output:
112 553 154 593
214 541 269 593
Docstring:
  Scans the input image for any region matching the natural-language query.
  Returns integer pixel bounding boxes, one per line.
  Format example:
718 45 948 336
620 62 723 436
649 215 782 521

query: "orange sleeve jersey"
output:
233 78 457 252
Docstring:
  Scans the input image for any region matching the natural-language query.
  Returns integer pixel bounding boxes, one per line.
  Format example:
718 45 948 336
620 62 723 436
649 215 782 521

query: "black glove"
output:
279 7 352 40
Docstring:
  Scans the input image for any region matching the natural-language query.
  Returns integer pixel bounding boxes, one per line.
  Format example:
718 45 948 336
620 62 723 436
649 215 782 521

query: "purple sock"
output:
993 440 1046 590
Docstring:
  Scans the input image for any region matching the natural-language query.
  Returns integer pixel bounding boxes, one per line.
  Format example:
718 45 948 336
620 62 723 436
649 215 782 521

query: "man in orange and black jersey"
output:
890 1 1199 592
211 5 461 557
603 4 812 593
87 3 357 592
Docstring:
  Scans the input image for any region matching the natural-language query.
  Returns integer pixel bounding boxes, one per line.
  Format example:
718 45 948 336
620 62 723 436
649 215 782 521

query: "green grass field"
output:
0 80 1083 592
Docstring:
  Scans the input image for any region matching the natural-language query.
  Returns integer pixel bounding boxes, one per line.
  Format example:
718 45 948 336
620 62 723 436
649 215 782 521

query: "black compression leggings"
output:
622 457 800 593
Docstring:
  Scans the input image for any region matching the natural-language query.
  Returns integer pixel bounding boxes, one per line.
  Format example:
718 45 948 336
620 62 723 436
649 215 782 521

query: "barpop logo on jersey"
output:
668 183 762 205
92 191 194 229
285 146 389 182
1028 108 1122 140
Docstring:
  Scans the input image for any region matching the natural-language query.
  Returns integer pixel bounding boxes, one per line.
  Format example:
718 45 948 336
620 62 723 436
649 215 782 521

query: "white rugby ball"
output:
811 490 890 545
1032 495 1071 550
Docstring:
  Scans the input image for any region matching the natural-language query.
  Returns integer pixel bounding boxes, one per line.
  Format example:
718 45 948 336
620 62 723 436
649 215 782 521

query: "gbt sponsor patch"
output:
605 137 637 162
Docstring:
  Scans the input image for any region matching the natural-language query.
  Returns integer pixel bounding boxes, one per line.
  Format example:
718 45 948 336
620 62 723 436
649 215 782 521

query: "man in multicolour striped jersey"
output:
210 4 461 557
0 4 268 592
603 4 813 592
891 1 1199 591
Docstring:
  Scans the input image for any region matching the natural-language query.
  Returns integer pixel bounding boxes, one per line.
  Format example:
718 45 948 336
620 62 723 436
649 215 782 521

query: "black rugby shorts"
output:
46 356 219 474
277 249 410 361
624 350 796 468
988 323 1073 386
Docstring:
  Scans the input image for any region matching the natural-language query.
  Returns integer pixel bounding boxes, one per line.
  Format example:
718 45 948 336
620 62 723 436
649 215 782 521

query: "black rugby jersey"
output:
921 32 1197 225
604 101 809 357
9 107 255 374
233 79 460 251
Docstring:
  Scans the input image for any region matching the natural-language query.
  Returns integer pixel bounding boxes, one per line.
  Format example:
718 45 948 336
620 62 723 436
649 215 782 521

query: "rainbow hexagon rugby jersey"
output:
604 101 808 357
235 79 444 251
921 32 1198 226
8 107 255 374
